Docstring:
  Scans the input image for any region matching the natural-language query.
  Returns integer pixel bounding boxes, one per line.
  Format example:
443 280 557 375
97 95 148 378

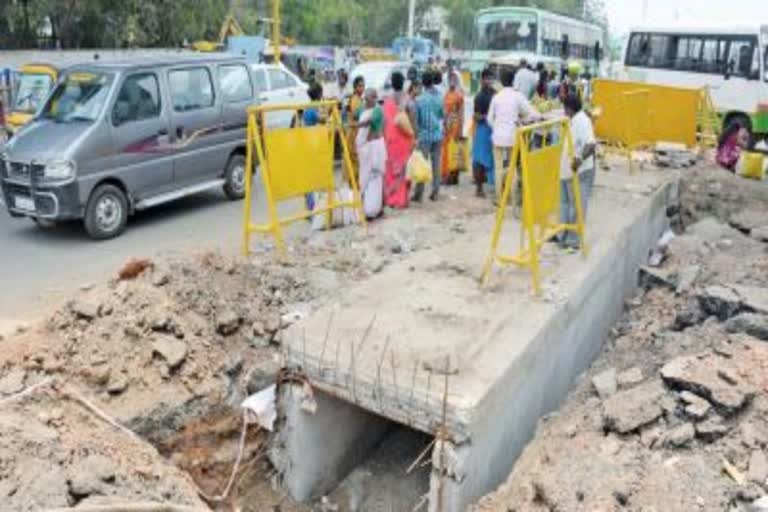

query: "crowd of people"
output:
301 60 597 251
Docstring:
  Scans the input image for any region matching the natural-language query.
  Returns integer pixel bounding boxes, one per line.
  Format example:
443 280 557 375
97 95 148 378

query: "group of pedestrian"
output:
334 66 469 218
303 60 596 251
470 64 596 251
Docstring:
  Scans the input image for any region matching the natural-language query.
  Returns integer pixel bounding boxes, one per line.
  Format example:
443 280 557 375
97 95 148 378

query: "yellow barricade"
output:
242 101 366 255
481 118 587 294
593 79 702 149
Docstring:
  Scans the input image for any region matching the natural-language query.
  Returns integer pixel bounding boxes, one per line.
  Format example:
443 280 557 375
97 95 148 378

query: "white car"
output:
346 61 410 102
249 63 310 129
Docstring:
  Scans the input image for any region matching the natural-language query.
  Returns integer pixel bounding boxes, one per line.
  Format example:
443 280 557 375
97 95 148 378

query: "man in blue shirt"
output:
412 70 444 202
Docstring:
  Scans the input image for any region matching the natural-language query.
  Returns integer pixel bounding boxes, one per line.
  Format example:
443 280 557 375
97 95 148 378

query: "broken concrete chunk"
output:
731 285 768 316
660 355 753 416
639 267 677 291
748 450 768 485
592 368 618 399
697 286 743 321
152 336 188 371
730 209 764 233
216 309 241 336
68 454 115 498
0 368 26 395
602 381 665 434
679 391 711 420
695 417 731 442
69 299 99 321
617 367 644 388
662 423 695 448
726 313 768 341
676 265 701 294
106 373 129 395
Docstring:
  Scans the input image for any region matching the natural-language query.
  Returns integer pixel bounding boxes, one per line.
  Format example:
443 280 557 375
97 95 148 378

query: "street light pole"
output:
272 0 281 64
407 0 416 40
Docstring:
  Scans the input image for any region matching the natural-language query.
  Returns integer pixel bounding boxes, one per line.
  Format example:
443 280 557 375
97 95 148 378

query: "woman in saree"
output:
346 76 365 180
356 88 386 219
440 72 465 185
382 71 415 209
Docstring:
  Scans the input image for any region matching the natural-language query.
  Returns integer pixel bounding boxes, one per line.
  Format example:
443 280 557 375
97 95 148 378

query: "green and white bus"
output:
469 7 604 80
623 24 768 140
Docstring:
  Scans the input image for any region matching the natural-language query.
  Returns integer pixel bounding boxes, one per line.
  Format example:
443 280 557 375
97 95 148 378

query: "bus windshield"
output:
12 73 53 114
476 11 538 52
40 71 113 123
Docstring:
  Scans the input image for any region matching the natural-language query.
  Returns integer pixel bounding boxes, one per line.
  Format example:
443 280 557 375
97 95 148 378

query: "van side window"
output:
268 69 297 90
253 69 268 93
169 67 215 112
219 64 253 103
112 73 161 126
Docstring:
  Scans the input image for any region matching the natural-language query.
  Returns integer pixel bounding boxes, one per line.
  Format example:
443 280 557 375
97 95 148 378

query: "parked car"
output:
249 63 310 129
0 54 255 239
345 61 410 102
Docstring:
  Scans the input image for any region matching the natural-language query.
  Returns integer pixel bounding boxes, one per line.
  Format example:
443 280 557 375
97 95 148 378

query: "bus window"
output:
764 44 768 81
626 33 648 66
701 37 727 74
726 37 756 77
674 37 703 71
647 35 671 68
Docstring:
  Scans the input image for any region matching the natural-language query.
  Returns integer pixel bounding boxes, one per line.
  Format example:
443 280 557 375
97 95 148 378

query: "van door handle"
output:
157 128 168 136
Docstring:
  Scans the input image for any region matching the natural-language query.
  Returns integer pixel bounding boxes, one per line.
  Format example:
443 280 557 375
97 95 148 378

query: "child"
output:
303 82 324 212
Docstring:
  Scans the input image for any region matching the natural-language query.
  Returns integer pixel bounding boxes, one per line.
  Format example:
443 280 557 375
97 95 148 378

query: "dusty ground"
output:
472 167 768 512
0 181 495 511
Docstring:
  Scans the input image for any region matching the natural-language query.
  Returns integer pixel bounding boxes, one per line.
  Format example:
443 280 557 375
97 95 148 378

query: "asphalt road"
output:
0 184 308 333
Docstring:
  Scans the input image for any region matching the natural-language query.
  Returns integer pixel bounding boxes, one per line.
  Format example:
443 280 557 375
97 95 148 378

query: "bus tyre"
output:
84 184 128 240
223 154 247 201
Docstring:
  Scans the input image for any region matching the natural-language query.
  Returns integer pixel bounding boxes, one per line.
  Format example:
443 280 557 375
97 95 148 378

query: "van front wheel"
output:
223 154 247 201
84 184 128 240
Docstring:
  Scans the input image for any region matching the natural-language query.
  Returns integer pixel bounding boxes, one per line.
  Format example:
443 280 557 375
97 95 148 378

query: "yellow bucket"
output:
738 152 766 180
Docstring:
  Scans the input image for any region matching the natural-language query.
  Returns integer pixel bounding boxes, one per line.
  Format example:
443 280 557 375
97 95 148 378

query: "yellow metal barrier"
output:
593 79 701 150
697 87 721 148
481 118 587 294
242 100 366 255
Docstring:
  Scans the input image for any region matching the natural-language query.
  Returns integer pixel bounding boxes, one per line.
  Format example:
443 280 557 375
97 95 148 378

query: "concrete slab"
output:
273 169 678 511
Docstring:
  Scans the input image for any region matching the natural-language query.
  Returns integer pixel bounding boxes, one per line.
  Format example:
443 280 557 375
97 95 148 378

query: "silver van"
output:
0 54 254 239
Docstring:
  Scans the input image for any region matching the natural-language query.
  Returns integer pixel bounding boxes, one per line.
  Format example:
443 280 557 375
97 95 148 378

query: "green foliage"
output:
0 0 605 50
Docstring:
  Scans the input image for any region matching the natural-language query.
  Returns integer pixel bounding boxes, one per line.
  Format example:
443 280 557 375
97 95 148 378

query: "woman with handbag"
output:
382 71 416 209
440 72 465 185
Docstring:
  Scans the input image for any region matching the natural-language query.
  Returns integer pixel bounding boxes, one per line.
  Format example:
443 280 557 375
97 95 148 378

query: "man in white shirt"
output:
488 68 539 204
513 59 539 100
559 93 596 250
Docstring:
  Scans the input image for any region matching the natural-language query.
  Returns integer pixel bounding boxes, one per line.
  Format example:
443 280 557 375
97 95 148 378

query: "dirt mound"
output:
473 167 768 512
0 388 207 511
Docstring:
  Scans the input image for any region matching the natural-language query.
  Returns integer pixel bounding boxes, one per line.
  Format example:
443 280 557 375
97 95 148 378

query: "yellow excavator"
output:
192 3 293 62
192 12 245 52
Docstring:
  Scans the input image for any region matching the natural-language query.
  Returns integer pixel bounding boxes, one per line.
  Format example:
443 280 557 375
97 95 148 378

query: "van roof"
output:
66 53 247 72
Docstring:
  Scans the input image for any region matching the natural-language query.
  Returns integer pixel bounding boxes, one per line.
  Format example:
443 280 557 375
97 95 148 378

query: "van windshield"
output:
764 44 768 81
41 71 113 123
13 73 53 114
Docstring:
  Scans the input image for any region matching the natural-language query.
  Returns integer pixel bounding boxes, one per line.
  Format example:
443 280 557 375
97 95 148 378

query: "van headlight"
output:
44 160 75 180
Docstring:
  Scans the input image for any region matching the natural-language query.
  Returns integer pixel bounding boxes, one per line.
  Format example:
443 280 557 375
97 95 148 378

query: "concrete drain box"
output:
270 172 678 512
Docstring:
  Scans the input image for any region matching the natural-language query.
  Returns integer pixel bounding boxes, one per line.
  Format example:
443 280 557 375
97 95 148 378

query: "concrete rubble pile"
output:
473 168 768 512
0 193 494 511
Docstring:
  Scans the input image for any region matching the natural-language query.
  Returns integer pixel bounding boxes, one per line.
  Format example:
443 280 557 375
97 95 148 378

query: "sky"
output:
604 0 768 35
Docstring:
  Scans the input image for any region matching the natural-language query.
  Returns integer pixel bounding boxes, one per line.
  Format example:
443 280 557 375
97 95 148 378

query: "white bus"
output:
624 25 768 139
469 7 604 78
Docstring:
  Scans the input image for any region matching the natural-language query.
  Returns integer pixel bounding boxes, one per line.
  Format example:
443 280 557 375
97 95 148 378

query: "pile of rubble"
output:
473 168 768 512
0 187 495 511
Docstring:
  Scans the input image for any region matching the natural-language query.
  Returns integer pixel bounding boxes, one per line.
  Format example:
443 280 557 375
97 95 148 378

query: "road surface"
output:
0 184 308 334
